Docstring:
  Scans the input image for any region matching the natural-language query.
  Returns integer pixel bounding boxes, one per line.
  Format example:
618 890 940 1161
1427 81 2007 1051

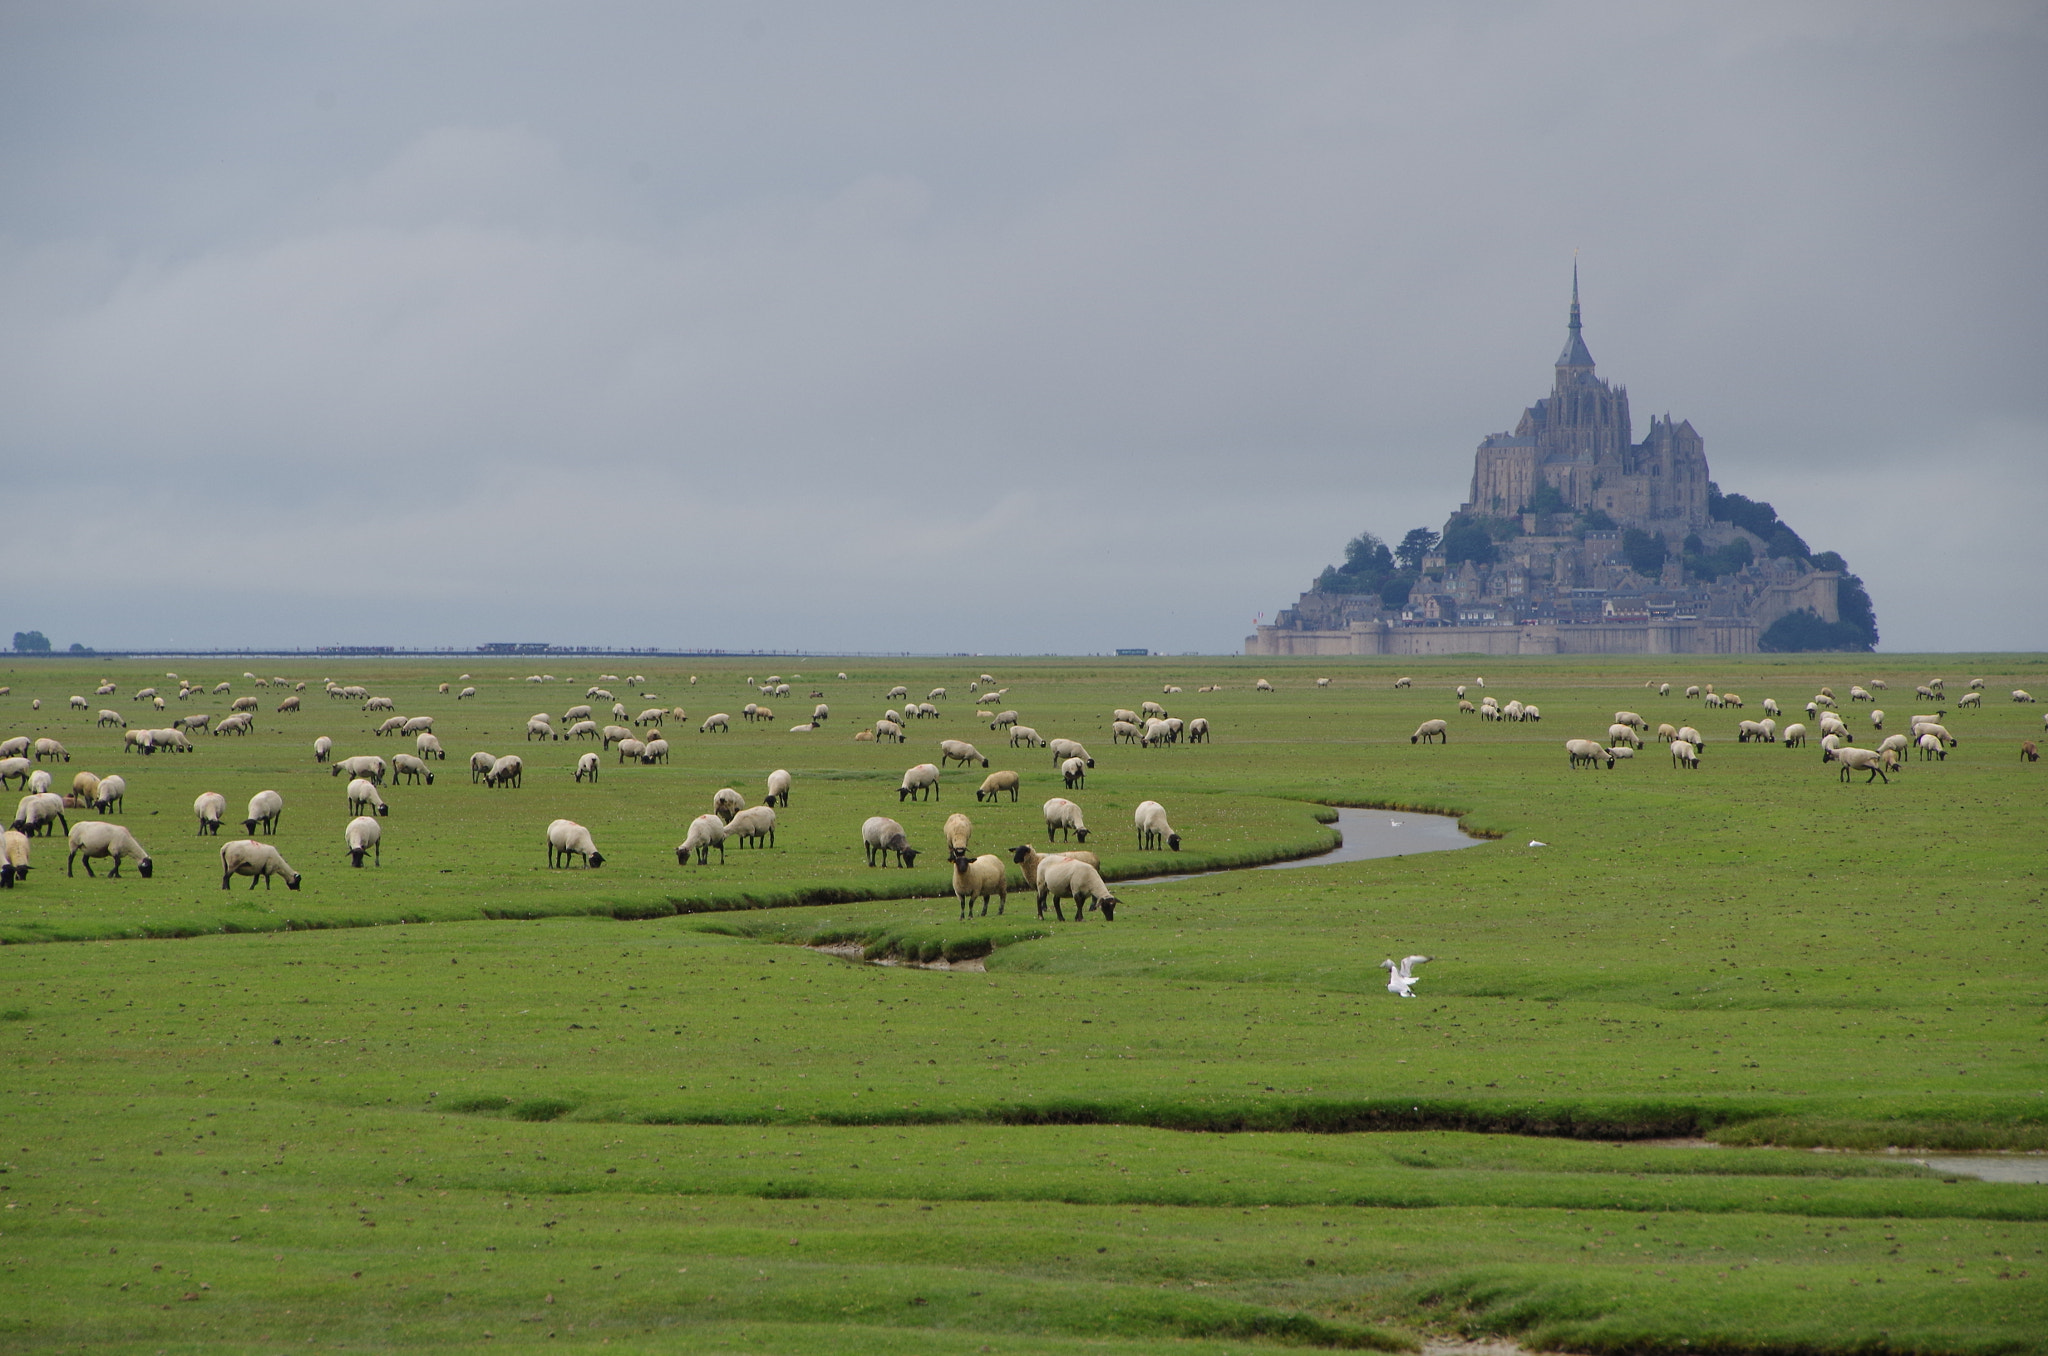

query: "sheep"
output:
1668 739 1701 770
1912 722 1956 747
1958 692 1983 709
1111 720 1143 744
636 737 670 765
2016 690 2038 704
1877 733 1911 761
1827 746 1892 784
1053 756 1086 790
345 815 383 867
12 792 68 837
874 719 905 743
92 774 126 814
560 720 598 742
1134 800 1180 851
1411 720 1448 745
1394 676 1413 689
1255 679 1273 692
345 778 388 818
988 710 1020 731
1723 693 1744 709
1606 746 1635 761
178 713 210 732
1008 726 1044 748
67 822 152 878
708 787 746 823
26 769 51 795
1657 683 1672 697
392 754 435 786
469 750 497 783
852 730 875 743
150 727 192 754
211 713 253 737
310 735 334 765
611 702 629 723
1164 685 1183 694
459 686 478 700
96 708 126 728
1503 700 1526 722
1186 717 1211 744
364 696 394 712
764 768 792 809
1566 739 1613 769
633 707 665 726
1762 698 1781 717
951 849 1009 919
71 771 102 805
1 828 28 886
0 737 29 761
0 758 28 790
1915 733 1947 761
700 713 731 734
884 685 910 701
526 717 555 742
544 819 605 868
193 791 226 836
276 695 303 714
1043 796 1089 843
1607 722 1642 749
2023 741 2039 762
1914 685 1937 702
221 839 301 890
1849 685 1873 703
811 703 831 724
1735 720 1772 744
484 755 524 788
1759 718 1778 741
1141 718 1173 748
1037 855 1118 922
242 789 285 835
939 811 976 856
976 770 1020 803
1782 723 1808 748
331 754 387 783
1821 733 1841 755
412 732 446 763
1523 705 1542 723
1684 685 1700 699
1007 843 1101 890
713 803 774 849
1613 710 1648 731
1677 726 1705 749
939 739 989 769
861 815 920 867
33 738 68 763
899 763 942 802
1048 738 1094 768
134 687 159 702
397 715 434 737
1139 701 1166 721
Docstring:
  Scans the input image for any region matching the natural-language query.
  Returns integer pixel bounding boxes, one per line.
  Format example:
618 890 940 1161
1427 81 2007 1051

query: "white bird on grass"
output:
1379 954 1432 998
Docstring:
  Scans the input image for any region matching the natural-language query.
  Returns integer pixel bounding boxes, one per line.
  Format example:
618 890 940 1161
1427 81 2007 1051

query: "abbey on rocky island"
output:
1247 272 1858 657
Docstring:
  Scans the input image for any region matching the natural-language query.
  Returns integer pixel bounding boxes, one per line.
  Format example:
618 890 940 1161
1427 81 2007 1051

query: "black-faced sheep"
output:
677 813 727 865
861 815 920 867
950 849 1008 919
1134 800 1180 851
346 815 382 867
1036 855 1117 922
67 821 151 878
545 819 604 868
244 789 285 835
221 839 300 890
899 763 941 802
1043 796 1088 843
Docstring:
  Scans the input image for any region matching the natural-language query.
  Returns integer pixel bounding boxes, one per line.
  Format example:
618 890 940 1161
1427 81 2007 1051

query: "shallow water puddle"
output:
1121 806 1485 886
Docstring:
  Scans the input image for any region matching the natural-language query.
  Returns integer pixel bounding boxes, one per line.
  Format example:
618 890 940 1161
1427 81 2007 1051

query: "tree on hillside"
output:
1395 528 1440 574
1622 528 1667 577
11 630 51 653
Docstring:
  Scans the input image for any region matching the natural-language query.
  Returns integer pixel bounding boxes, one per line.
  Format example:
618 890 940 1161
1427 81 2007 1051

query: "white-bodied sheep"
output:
345 815 383 867
0 828 28 886
92 774 126 814
469 750 496 783
1566 739 1613 770
614 738 646 764
415 732 445 761
639 738 670 764
950 849 1008 919
392 754 435 785
1255 679 1274 692
1037 855 1118 922
899 763 941 802
713 788 746 822
484 755 524 788
976 770 1019 803
545 818 605 868
942 811 973 857
1007 725 1043 748
1047 738 1094 769
11 792 67 837
526 717 555 742
346 779 388 818
1411 720 1448 744
700 713 731 734
33 738 69 763
939 739 988 769
1669 739 1700 770
1606 746 1635 761
0 738 28 760
1394 676 1413 689
1111 720 1143 744
1007 843 1100 890
1043 797 1089 843
313 736 333 764
676 813 728 866
725 805 776 849
26 769 51 795
71 771 101 804
331 754 386 783
1187 717 1211 743
2015 690 2038 704
988 710 1020 731
1677 726 1705 749
459 686 478 700
0 758 29 790
243 789 285 834
364 696 394 712
1134 800 1180 851
861 815 920 867
1058 756 1086 789
1782 723 1808 748
96 708 126 728
1915 733 1946 761
765 768 792 808
67 821 151 878
1606 722 1642 749
194 791 226 836
1827 745 1893 783
573 751 600 783
221 839 300 890
212 713 255 736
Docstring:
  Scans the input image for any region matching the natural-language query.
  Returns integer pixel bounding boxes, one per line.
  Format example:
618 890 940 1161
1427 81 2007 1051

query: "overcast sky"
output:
4 1 2043 655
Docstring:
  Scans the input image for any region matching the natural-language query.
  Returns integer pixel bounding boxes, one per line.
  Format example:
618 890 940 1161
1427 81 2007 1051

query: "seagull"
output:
1389 820 1402 828
1528 840 1547 848
1379 955 1432 998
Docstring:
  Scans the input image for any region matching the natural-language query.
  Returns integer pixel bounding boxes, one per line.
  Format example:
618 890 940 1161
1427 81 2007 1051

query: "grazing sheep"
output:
1008 726 1044 748
1140 701 1167 721
1958 692 1982 709
611 702 629 723
943 812 974 857
392 754 435 786
243 789 285 835
457 686 477 700
569 751 599 783
331 754 387 784
1658 683 1672 697
1111 721 1143 744
96 708 126 728
1735 720 1773 744
1007 844 1101 890
71 770 102 804
639 738 671 765
0 828 28 886
873 719 905 744
194 791 226 836
634 707 666 726
725 805 777 848
1047 738 1094 769
883 685 910 701
211 713 254 737
940 739 989 769
1676 726 1704 749
950 849 1009 919
883 708 903 728
988 710 1020 731
1684 685 1700 699
277 695 302 714
700 713 731 733
0 738 31 760
976 770 1020 803
601 725 636 750
220 839 300 890
33 738 69 763
1394 676 1413 689
1523 705 1542 723
1411 720 1448 744
12 792 68 837
1255 679 1274 692
400 715 433 736
676 813 728 866
415 732 445 761
1912 722 1956 748
346 815 383 867
178 713 210 732
469 751 497 783
1915 733 1947 761
1043 797 1089 843
313 736 334 764
545 819 605 868
2016 690 2038 704
1606 746 1635 761
484 755 524 788
364 696 394 712
614 738 646 764
1827 746 1892 784
1187 717 1211 744
1877 733 1911 762
860 815 920 868
1607 722 1643 749
765 768 792 808
899 763 941 802
1669 739 1700 770
346 779 388 818
26 769 51 795
526 717 555 742
712 788 746 822
1613 711 1648 731
1058 756 1087 789
0 758 29 790
1782 723 1808 748
1134 800 1180 851
1762 698 1781 717
1566 739 1613 770
1967 678 1985 690
67 821 151 878
2022 741 2038 762
562 720 599 742
92 774 126 814
1849 686 1873 703
1037 855 1118 922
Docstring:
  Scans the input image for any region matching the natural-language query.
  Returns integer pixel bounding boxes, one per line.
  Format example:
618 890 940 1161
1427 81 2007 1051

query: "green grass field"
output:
3 652 2044 1352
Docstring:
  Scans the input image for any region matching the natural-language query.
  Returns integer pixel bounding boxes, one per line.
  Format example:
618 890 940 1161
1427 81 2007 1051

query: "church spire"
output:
1556 259 1595 371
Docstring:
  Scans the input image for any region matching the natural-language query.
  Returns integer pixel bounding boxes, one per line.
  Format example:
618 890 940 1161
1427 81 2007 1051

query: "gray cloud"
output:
3 1 2042 652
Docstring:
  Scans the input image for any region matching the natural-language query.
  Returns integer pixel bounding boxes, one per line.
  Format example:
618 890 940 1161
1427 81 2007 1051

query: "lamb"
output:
1827 746 1893 784
67 822 152 878
726 805 777 848
676 813 729 866
1047 738 1094 768
0 828 28 886
1607 723 1642 749
1566 739 1613 769
12 792 68 837
392 754 435 785
545 819 605 868
712 788 746 822
1669 739 1700 770
1008 726 1044 748
470 750 497 783
950 849 1009 919
977 770 1020 803
484 755 524 788
0 758 29 789
92 774 126 814
346 779 388 818
1411 720 1448 744
861 816 920 867
346 815 383 867
1043 796 1089 843
243 789 285 835
943 812 974 857
194 791 226 836
899 763 942 802
765 768 791 808
639 738 670 764
939 739 989 769
220 839 301 890
33 738 68 763
1781 723 1808 748
1037 855 1118 922
700 713 731 734
1134 800 1180 851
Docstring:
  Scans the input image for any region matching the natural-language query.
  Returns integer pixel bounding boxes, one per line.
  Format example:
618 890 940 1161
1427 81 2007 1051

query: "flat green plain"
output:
2 652 2044 1353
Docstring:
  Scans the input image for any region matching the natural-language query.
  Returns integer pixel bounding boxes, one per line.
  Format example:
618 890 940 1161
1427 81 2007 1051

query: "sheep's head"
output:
1166 833 1181 852
1073 828 1090 844
242 817 259 832
586 852 604 868
285 873 302 890
897 847 920 868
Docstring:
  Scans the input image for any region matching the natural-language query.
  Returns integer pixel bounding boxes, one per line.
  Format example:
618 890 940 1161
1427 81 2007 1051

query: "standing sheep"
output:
1 828 29 886
11 793 68 837
415 733 445 761
1566 739 1613 769
1047 738 1094 768
1043 797 1089 843
346 779 389 818
939 739 989 769
712 788 746 822
313 736 333 763
575 751 600 782
470 750 497 783
976 770 1020 803
1037 855 1118 922
943 812 973 858
484 755 523 788
345 815 383 867
243 789 285 835
194 791 226 836
950 849 1009 919
899 764 941 802
1669 739 1700 770
700 713 731 733
1060 756 1088 789
545 819 605 868
92 774 127 814
1411 720 1448 744
220 840 301 890
1187 717 1210 743
67 822 152 878
677 813 728 865
1134 800 1180 851
765 768 791 808
392 754 435 785
860 816 920 867
725 805 777 849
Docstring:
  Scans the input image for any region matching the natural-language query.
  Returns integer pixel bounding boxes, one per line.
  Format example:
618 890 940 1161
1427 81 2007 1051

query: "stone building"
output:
1247 273 1838 657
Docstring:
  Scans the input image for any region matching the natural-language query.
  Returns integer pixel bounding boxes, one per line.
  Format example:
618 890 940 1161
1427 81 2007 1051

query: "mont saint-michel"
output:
1248 274 1878 657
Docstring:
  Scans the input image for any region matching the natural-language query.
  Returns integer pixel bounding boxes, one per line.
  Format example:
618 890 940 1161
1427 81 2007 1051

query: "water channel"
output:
1119 806 1486 887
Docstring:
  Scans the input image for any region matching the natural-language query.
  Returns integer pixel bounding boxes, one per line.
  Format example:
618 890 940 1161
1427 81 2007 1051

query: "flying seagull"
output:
1379 954 1432 998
